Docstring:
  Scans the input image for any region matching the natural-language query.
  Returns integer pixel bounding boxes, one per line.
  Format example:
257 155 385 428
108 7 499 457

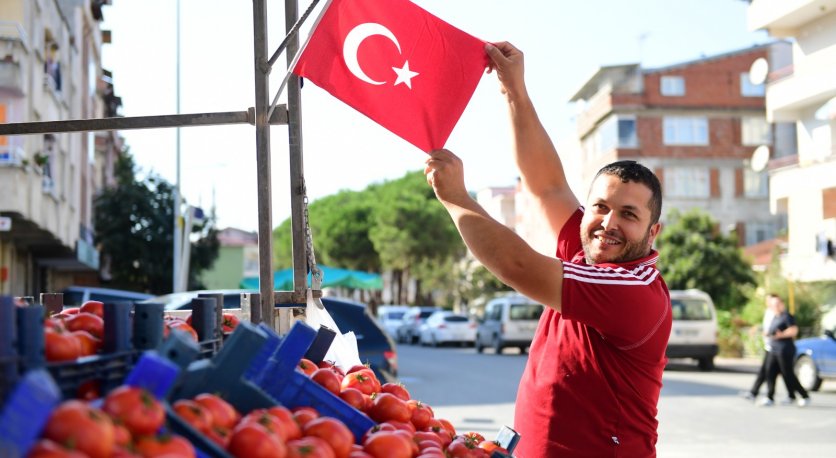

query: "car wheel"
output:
493 335 504 354
795 355 823 392
475 334 484 354
697 357 714 371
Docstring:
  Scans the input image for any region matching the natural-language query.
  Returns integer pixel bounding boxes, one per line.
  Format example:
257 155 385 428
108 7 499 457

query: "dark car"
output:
140 290 398 383
794 326 836 392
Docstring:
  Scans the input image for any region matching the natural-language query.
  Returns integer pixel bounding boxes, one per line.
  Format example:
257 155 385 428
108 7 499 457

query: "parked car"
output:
475 293 544 354
376 305 410 339
61 286 153 306
666 289 718 371
418 311 477 347
794 326 836 392
140 290 398 383
395 306 440 344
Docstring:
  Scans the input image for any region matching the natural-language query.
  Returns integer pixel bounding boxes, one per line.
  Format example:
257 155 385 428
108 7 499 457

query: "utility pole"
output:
173 0 183 292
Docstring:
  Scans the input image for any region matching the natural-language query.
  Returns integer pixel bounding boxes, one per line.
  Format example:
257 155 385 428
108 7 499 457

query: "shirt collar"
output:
571 249 660 270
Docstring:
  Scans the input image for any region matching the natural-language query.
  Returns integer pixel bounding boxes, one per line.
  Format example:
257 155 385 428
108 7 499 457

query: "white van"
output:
475 293 544 354
376 305 410 339
666 289 719 371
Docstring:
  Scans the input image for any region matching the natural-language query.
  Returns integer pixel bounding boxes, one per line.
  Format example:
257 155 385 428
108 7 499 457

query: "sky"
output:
100 0 769 233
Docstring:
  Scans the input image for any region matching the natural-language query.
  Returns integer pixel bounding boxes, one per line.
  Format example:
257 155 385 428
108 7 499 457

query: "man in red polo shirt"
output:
424 41 671 457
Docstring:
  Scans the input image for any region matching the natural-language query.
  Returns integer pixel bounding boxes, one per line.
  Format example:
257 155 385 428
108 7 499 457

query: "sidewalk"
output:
715 356 762 373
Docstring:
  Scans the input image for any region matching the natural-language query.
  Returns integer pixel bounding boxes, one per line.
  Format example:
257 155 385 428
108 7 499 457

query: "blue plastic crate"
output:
0 369 61 458
46 351 138 399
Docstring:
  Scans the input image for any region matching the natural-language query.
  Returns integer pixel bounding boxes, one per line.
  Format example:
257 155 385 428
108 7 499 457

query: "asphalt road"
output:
395 343 836 457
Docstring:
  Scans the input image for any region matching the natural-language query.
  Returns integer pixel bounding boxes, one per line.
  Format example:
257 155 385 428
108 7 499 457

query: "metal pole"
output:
253 0 275 326
0 111 264 135
286 0 307 301
173 0 182 293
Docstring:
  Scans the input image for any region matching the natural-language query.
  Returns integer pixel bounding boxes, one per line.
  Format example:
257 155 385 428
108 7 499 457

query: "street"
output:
396 344 836 457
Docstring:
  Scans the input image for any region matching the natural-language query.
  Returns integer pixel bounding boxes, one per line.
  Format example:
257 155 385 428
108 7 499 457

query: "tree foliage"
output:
656 208 755 311
94 151 219 294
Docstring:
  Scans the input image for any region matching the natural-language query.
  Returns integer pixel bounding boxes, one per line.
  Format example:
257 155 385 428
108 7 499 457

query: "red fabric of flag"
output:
293 0 488 152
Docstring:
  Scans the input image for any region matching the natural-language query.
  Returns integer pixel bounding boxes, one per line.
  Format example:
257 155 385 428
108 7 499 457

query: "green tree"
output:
656 208 755 311
94 151 219 294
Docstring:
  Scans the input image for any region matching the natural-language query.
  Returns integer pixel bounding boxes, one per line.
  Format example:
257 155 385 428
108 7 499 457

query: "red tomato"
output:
222 312 240 333
71 330 100 356
414 431 443 449
27 439 88 458
80 300 104 318
194 392 240 429
340 370 378 395
317 360 345 376
348 451 374 458
64 312 104 339
369 393 410 423
291 406 319 428
461 431 486 445
437 418 457 437
266 405 303 442
297 358 318 376
380 382 410 401
339 387 368 412
407 400 433 430
303 417 354 458
135 434 196 458
311 368 342 395
44 317 66 332
75 379 101 401
103 385 166 436
239 409 283 435
62 307 81 315
383 420 415 434
204 425 232 449
478 440 510 455
447 437 488 458
111 447 143 458
345 364 371 375
42 400 115 458
228 422 287 458
44 329 82 362
168 320 199 342
173 399 214 433
286 436 337 458
113 423 132 447
363 431 413 458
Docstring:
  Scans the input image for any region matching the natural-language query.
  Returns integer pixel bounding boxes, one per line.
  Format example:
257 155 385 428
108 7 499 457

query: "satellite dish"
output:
749 58 769 85
751 145 770 172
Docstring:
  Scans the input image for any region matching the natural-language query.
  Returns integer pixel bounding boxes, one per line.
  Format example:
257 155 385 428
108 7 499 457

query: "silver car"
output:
396 306 440 344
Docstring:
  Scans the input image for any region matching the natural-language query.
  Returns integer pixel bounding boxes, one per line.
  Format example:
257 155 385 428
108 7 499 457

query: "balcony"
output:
748 0 836 37
0 21 28 96
765 65 836 122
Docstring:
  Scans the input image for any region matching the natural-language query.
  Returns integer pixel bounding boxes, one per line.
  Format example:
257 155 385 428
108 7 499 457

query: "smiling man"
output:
424 42 671 457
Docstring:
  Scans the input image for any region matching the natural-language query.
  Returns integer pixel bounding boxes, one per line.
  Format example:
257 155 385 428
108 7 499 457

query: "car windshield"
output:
509 303 543 320
671 298 713 320
444 315 469 322
386 312 405 320
419 310 436 319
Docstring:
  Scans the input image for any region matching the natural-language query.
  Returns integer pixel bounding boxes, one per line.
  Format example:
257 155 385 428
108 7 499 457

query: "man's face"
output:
767 296 785 313
580 174 661 264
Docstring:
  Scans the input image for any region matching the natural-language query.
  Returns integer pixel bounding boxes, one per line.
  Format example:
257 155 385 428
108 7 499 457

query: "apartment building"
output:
569 43 795 247
748 0 836 283
0 0 118 296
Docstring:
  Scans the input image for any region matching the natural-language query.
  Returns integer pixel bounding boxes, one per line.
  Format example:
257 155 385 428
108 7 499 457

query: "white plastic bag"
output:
304 290 362 371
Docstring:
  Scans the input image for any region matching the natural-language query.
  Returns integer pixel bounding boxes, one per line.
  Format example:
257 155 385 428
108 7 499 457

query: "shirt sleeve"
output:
556 208 584 261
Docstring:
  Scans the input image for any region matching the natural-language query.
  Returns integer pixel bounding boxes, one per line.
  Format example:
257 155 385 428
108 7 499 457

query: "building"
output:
0 0 118 296
748 0 836 283
569 43 795 247
200 227 259 290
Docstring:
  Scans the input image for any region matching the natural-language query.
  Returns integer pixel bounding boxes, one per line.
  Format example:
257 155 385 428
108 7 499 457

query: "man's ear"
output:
648 222 662 248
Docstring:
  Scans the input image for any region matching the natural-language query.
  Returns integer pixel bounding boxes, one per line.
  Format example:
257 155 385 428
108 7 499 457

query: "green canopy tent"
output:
239 266 383 290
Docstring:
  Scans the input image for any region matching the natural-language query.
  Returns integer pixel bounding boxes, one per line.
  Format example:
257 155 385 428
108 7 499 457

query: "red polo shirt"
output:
514 208 671 457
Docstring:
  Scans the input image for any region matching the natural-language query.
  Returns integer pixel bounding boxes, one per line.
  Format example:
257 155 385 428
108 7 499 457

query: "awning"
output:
239 265 382 290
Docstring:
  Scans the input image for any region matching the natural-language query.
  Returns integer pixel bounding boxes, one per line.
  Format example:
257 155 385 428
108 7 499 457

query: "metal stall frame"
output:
0 0 317 333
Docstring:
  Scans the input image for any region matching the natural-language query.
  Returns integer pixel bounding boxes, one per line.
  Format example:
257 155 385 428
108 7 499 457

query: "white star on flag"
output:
392 61 419 89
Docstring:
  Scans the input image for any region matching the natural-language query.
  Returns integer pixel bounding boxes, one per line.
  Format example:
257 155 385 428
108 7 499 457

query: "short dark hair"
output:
593 160 662 225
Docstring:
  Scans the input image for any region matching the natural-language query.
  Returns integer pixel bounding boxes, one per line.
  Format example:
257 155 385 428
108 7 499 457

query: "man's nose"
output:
601 212 617 230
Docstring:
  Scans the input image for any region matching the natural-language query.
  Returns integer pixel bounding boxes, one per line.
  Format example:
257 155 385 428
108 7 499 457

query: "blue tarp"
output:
239 266 383 290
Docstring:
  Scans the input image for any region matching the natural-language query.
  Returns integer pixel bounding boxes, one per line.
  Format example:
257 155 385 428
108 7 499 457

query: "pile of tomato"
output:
29 385 195 458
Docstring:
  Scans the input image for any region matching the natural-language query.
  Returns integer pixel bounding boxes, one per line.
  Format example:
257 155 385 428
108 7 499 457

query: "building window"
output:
741 117 771 146
744 168 768 197
740 73 765 97
618 117 638 147
746 222 774 245
663 116 709 145
665 167 710 197
660 76 685 96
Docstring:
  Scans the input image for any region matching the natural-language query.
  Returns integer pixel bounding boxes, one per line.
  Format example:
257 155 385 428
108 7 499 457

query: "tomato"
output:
311 368 342 395
204 425 231 449
239 409 283 435
461 431 486 445
297 358 318 376
341 370 378 395
228 422 287 458
62 307 81 315
478 440 510 455
363 431 413 458
391 429 419 457
103 385 166 436
75 379 101 401
111 447 143 458
383 420 415 434
286 436 336 458
42 400 115 458
368 393 410 423
113 423 132 447
339 387 368 412
266 405 303 442
447 437 488 458
80 300 104 318
135 434 196 458
222 312 240 333
194 392 240 429
44 317 66 332
317 360 345 376
173 399 214 433
424 423 453 449
414 431 443 449
345 364 371 375
407 400 433 430
437 418 457 437
71 330 100 356
291 406 319 428
303 417 354 458
348 451 373 458
380 382 410 401
27 439 88 458
64 312 104 339
44 329 82 362
167 320 199 342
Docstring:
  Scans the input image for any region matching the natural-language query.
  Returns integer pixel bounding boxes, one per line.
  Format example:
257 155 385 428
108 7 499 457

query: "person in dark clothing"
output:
742 296 790 402
762 293 811 407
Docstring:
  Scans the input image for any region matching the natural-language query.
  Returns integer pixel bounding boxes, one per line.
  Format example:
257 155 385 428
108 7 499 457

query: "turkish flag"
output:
293 0 488 152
